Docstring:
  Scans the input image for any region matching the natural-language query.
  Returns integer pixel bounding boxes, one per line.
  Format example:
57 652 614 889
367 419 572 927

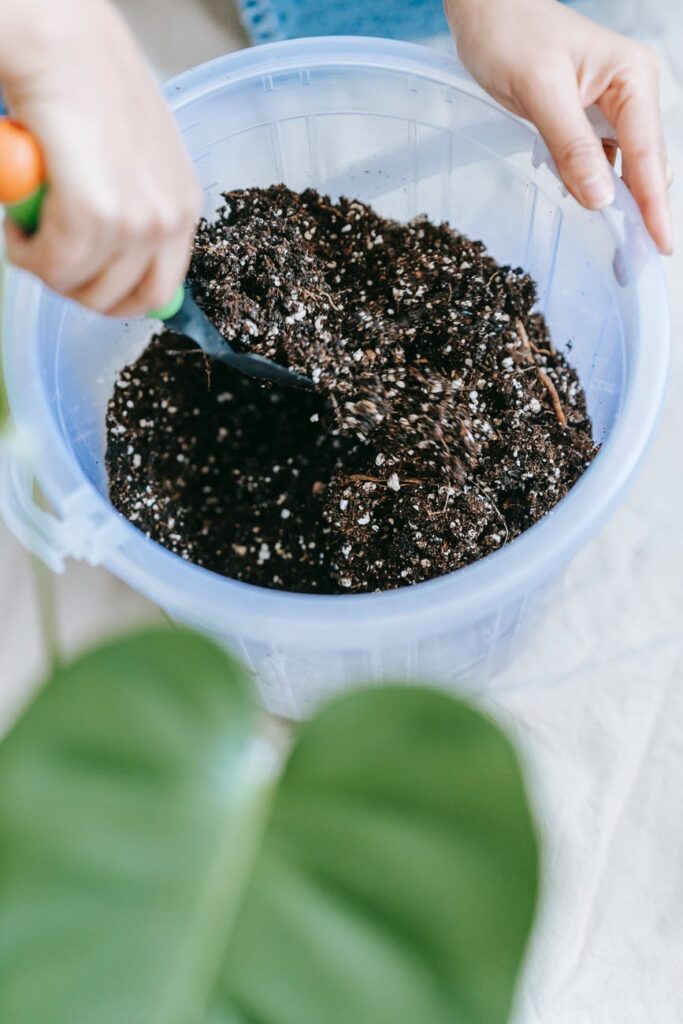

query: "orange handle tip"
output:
0 119 45 204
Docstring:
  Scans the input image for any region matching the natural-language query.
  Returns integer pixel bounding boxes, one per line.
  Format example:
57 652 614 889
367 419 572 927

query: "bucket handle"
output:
0 435 69 573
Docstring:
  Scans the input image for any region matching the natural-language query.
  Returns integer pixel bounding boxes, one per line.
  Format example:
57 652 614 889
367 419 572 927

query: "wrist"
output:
446 0 547 29
445 0 503 32
0 1 52 82
0 0 109 87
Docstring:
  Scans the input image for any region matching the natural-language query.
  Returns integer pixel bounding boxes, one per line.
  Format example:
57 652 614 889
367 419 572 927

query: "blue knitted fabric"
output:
236 0 451 44
236 0 573 44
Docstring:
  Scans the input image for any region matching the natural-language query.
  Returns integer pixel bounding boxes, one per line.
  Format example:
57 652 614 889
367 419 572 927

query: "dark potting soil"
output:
106 185 598 594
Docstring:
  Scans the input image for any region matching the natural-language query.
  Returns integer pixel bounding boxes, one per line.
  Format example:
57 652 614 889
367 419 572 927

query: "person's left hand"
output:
446 0 673 254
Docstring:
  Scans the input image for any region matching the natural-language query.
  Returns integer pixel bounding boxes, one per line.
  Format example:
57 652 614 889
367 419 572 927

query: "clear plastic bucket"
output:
0 38 669 716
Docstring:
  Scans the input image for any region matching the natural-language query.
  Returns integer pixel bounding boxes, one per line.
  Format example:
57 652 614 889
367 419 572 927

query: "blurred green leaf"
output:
217 686 538 1024
0 630 538 1024
0 630 261 1024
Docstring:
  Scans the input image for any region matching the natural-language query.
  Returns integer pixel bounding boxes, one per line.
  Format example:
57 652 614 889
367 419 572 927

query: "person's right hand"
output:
1 0 202 316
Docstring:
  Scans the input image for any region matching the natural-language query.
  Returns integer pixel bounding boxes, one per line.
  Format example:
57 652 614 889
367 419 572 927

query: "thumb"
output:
2 217 34 266
523 72 615 210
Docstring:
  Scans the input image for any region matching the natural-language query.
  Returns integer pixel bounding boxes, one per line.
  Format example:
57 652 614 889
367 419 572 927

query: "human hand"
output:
446 0 673 254
0 0 202 316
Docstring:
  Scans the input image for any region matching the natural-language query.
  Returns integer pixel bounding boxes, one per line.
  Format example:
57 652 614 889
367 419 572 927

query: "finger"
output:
3 219 31 257
4 218 92 294
522 68 615 210
68 246 152 313
600 62 672 254
106 225 195 318
4 200 118 295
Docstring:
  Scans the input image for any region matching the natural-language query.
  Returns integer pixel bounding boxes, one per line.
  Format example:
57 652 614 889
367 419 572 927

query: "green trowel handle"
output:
6 184 47 235
146 286 185 321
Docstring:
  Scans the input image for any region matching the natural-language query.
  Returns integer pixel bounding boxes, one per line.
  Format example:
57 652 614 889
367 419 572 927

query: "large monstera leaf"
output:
0 629 538 1024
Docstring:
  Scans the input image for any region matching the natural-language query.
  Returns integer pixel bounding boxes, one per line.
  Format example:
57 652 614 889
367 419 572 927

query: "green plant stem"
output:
152 762 275 1024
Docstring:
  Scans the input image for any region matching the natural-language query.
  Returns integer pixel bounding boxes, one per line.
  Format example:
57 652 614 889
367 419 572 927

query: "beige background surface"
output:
1 2 682 1020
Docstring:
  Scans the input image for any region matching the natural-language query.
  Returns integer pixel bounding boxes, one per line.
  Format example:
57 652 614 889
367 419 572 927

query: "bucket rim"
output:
1 37 671 647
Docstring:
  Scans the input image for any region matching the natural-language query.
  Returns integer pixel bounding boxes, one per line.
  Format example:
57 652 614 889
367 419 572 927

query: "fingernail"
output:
666 158 674 188
580 175 615 209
